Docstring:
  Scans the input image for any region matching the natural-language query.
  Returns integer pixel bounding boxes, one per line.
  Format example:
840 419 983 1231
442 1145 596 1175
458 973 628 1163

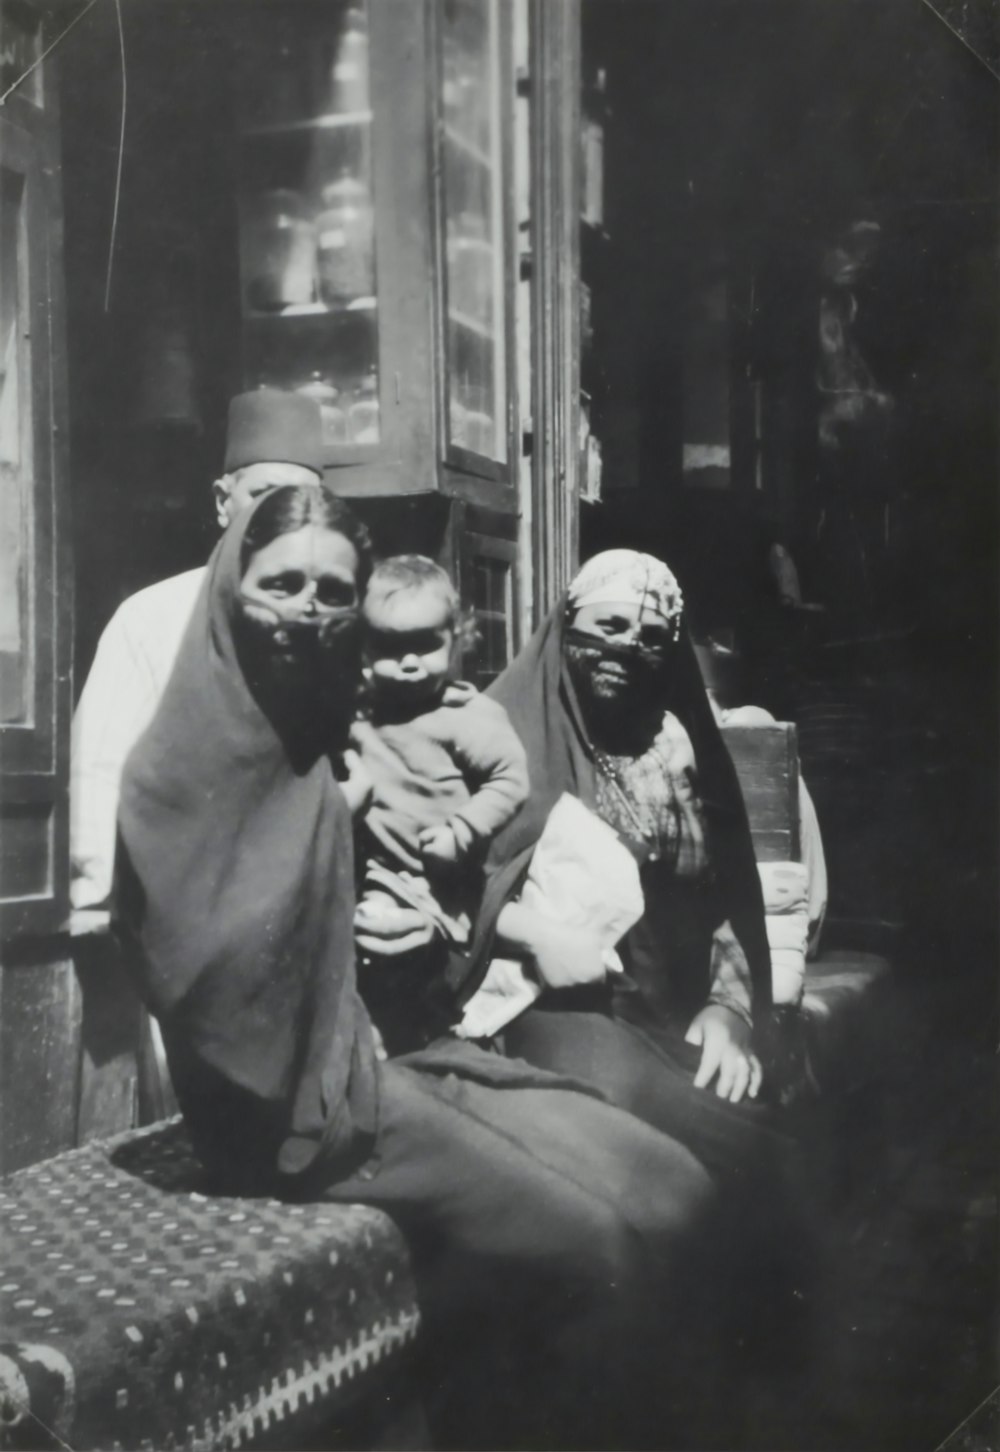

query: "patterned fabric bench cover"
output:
0 1121 419 1452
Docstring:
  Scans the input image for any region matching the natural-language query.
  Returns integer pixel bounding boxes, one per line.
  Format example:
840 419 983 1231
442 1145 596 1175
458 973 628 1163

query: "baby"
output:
350 555 529 1044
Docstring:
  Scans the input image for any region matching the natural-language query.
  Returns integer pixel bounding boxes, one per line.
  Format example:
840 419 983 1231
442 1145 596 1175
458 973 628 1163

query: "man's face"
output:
213 461 321 528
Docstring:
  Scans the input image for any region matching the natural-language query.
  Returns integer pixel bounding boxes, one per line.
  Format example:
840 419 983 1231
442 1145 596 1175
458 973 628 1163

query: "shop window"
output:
234 2 381 455
440 0 509 467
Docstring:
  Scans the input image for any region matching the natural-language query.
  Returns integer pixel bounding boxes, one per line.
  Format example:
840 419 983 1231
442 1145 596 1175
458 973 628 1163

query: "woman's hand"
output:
496 904 607 990
685 1004 762 1103
354 899 435 957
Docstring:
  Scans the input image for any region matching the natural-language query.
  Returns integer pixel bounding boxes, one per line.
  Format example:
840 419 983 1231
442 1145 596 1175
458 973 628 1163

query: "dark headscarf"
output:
118 502 378 1192
449 593 772 1023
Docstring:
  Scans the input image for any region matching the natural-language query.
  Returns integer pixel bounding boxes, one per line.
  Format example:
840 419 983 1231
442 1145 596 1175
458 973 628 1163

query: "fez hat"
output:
224 388 325 475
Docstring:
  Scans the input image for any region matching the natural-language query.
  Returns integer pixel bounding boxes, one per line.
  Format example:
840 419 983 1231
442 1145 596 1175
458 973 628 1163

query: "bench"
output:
0 1124 421 1452
721 722 894 1197
1 725 891 1451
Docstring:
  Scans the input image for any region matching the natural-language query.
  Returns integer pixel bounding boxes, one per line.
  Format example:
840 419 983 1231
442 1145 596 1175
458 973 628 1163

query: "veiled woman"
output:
453 550 819 1361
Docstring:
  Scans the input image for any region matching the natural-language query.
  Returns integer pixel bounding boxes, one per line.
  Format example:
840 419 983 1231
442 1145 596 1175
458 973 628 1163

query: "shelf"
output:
241 110 374 138
443 123 492 169
448 308 494 341
243 297 378 321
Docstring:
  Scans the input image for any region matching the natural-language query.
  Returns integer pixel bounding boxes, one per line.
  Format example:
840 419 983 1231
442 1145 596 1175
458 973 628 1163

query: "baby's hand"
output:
339 748 373 817
418 823 461 865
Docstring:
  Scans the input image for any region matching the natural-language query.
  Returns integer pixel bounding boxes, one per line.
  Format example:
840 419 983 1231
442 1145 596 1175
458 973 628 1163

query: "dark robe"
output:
117 509 379 1191
449 596 822 1379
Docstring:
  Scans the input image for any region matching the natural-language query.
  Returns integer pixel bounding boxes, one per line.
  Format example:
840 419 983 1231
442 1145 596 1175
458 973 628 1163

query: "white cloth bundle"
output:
757 861 810 915
456 794 645 1041
764 907 810 1005
765 912 811 952
757 862 811 1003
770 948 807 1005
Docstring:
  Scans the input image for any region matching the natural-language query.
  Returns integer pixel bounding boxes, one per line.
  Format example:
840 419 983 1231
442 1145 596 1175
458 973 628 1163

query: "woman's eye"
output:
640 629 671 652
317 580 356 608
261 572 305 596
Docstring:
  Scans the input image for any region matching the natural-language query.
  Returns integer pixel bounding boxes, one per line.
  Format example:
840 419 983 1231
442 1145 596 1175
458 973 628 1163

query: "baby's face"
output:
364 587 454 706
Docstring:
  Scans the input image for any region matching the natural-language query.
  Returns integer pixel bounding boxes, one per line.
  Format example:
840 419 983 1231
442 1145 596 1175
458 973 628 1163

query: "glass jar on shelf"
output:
316 171 375 307
295 373 349 446
323 5 370 116
348 370 380 444
241 189 317 312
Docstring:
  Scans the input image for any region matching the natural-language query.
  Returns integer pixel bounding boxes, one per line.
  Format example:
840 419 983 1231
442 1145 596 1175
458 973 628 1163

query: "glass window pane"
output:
234 2 380 450
441 0 507 463
466 553 512 687
0 164 34 726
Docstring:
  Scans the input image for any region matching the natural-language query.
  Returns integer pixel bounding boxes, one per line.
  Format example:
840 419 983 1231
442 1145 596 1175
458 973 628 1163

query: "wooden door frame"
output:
528 0 580 619
0 23 72 944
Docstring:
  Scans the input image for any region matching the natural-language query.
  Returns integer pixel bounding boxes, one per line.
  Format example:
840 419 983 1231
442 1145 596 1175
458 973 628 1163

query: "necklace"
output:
592 747 663 859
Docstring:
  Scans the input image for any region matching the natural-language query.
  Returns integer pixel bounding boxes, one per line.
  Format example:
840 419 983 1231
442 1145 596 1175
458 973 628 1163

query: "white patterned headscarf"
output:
567 550 684 639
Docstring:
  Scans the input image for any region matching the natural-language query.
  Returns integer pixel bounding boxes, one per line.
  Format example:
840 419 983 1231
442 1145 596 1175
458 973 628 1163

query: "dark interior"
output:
578 5 999 1444
577 0 998 983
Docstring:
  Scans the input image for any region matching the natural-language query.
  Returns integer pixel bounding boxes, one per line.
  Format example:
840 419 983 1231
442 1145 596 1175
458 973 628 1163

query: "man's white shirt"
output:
71 567 206 921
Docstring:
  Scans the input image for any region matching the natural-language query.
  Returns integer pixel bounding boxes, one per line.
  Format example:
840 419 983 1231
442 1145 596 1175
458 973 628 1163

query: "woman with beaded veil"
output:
453 551 821 1374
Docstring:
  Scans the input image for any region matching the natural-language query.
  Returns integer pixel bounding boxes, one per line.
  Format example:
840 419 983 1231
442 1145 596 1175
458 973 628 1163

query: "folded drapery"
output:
765 911 811 953
456 794 644 1041
755 865 811 1003
764 907 810 1005
757 861 810 915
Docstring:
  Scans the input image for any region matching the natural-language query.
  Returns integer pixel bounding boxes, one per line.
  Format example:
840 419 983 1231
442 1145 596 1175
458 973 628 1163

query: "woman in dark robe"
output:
117 492 731 1451
453 550 821 1377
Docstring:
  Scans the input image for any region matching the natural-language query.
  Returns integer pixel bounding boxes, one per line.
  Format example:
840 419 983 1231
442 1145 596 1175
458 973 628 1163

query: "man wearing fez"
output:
71 388 326 928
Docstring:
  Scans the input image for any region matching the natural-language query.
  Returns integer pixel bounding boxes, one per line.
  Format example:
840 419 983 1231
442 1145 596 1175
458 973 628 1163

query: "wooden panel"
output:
74 934 143 1144
720 722 800 863
456 518 520 688
530 0 581 610
0 953 82 1174
464 500 519 540
0 798 54 899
